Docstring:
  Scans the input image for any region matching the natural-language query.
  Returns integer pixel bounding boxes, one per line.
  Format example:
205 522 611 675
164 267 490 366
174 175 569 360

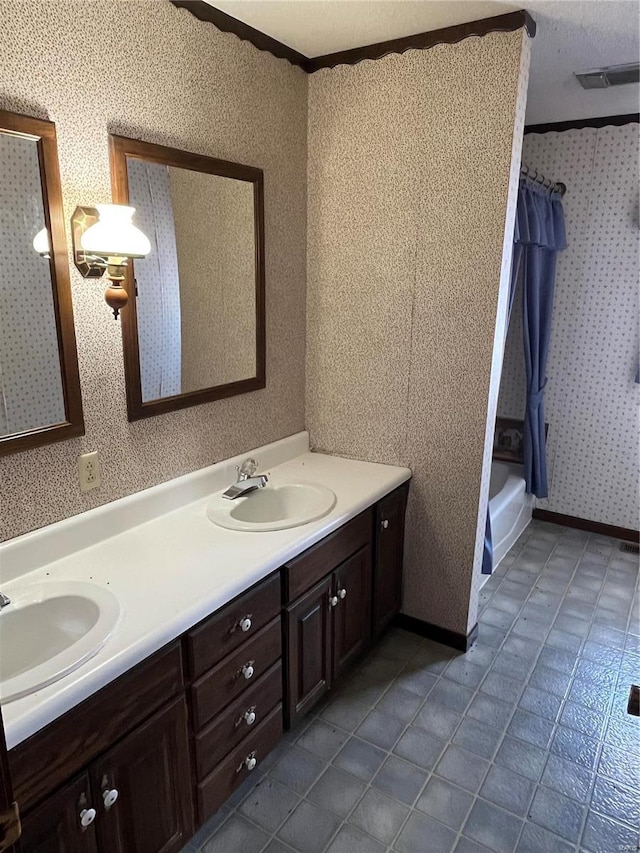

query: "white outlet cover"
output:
78 451 101 493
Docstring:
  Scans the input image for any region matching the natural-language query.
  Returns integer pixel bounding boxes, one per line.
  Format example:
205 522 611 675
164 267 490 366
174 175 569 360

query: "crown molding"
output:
171 0 309 68
305 10 535 73
525 113 640 134
171 3 536 74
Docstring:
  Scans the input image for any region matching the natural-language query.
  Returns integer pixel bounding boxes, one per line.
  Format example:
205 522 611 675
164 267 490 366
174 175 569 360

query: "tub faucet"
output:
222 458 269 500
0 592 10 611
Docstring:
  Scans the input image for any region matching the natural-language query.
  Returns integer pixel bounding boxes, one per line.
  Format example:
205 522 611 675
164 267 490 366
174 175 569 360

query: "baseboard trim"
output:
533 509 639 544
394 614 478 652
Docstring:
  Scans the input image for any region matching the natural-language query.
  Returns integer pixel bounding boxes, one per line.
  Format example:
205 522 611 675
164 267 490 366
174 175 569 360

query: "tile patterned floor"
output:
183 521 640 853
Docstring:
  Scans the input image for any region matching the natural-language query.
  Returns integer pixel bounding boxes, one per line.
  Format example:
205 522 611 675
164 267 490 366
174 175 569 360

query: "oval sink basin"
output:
0 581 121 703
207 482 337 532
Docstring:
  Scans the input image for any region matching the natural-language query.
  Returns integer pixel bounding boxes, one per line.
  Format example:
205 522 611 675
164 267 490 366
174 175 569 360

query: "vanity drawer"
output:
196 703 282 822
194 660 282 779
283 509 372 602
187 572 281 679
190 617 282 729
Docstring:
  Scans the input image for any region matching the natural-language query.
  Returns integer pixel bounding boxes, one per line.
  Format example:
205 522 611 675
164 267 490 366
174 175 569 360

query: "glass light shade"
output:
32 227 50 257
80 204 150 259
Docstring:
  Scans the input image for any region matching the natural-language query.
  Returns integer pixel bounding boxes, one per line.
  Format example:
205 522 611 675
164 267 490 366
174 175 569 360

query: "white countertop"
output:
0 432 410 749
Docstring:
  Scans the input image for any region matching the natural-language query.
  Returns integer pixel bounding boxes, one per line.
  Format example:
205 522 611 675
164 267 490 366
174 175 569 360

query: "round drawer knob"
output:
245 755 257 771
381 519 389 529
102 789 118 810
329 596 338 608
239 617 252 633
80 808 96 828
242 663 255 680
244 709 256 726
339 588 347 600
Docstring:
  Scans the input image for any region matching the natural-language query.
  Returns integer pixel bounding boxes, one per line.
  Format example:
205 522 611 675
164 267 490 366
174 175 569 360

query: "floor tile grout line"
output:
504 526 597 852
537 529 636 848
282 649 524 851
286 659 550 850
194 524 639 853
471 529 634 847
570 533 631 850
457 528 604 851
259 652 446 851
300 649 453 852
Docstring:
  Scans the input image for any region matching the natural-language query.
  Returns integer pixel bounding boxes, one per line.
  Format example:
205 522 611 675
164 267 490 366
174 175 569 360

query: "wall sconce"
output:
32 227 51 259
71 204 150 319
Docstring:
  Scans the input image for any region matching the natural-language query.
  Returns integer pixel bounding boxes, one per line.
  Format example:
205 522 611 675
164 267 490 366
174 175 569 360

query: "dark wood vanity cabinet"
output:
373 483 409 637
7 483 409 853
286 575 334 723
284 512 378 726
20 774 98 853
18 695 192 853
89 697 191 853
283 483 408 726
333 544 373 677
285 541 374 724
186 576 283 826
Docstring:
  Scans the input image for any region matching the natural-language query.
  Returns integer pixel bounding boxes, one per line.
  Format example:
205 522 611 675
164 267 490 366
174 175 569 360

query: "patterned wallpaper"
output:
498 123 640 531
468 33 531 633
0 0 307 541
0 133 66 436
307 31 530 635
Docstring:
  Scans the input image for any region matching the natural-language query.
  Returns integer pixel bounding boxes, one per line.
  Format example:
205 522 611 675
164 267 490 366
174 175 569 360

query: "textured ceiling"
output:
208 1 517 56
205 0 640 122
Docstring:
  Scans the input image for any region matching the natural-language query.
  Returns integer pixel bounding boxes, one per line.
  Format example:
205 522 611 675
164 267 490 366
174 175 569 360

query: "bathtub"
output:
488 461 533 571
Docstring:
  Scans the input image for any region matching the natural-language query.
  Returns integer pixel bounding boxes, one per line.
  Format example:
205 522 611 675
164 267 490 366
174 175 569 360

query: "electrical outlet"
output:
78 451 101 493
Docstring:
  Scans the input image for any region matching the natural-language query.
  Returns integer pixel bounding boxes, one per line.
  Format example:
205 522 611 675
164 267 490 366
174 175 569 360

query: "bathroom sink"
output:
0 581 121 703
207 482 337 532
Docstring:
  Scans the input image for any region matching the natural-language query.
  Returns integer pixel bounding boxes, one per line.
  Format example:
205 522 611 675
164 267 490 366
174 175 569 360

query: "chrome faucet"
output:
0 592 10 611
222 458 269 500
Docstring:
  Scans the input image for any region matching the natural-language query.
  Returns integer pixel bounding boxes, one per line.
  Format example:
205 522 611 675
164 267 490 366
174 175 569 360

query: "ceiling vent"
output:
575 62 640 89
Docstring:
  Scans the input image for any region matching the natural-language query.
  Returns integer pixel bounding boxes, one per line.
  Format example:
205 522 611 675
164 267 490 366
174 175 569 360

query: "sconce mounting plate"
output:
71 206 105 278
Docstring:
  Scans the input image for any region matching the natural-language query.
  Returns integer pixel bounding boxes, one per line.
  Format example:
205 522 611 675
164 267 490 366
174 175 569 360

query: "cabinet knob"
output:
237 751 258 773
244 708 257 726
79 808 96 828
329 595 338 608
381 519 389 529
242 662 255 680
239 616 252 632
102 788 119 810
339 588 347 600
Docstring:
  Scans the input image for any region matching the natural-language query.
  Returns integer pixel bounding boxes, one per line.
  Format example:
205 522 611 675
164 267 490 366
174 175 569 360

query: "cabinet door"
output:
285 575 333 726
332 545 372 679
91 697 192 853
20 774 98 853
0 713 20 853
373 484 409 637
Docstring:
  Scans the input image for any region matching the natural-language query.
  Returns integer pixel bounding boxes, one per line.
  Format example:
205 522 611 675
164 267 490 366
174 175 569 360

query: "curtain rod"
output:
520 163 566 196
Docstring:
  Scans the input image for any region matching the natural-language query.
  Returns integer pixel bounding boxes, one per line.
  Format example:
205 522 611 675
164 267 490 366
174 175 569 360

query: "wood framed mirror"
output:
109 135 266 421
0 110 84 456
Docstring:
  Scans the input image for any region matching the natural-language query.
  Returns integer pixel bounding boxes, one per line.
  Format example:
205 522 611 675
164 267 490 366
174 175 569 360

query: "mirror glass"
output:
0 133 64 434
125 156 259 404
0 113 83 453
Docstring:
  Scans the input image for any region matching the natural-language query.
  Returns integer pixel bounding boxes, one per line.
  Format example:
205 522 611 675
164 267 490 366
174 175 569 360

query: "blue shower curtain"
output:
482 180 566 574
516 181 566 497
